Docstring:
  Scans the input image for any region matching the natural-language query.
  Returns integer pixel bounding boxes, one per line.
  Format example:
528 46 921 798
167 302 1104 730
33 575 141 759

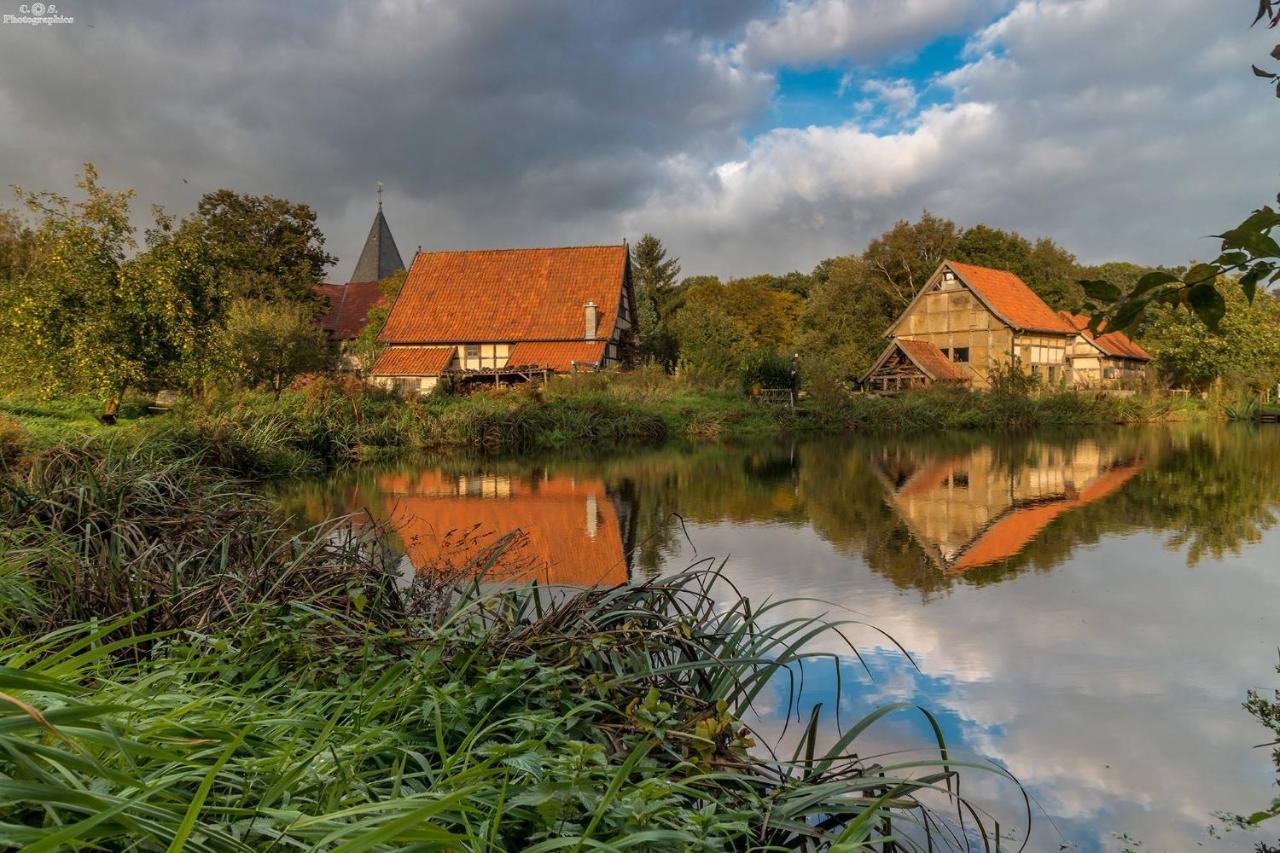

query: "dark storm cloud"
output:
0 0 774 266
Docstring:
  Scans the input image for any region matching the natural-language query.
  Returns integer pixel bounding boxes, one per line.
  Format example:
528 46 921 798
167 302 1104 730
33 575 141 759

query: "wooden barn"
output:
372 244 637 394
862 260 1080 392
1058 312 1152 388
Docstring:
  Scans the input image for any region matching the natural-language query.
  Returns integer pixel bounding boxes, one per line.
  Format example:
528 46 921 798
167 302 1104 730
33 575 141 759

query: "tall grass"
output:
0 443 1015 849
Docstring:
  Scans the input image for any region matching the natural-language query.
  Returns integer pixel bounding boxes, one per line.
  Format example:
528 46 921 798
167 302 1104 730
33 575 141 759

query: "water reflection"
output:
275 425 1280 851
872 441 1144 573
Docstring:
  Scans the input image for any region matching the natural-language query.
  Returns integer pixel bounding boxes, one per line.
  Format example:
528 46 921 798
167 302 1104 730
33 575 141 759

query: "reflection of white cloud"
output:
668 522 1280 850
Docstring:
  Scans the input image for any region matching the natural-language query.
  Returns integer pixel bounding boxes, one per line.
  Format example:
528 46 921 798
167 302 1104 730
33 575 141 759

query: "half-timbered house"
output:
862 260 1079 392
1058 312 1152 387
372 244 637 394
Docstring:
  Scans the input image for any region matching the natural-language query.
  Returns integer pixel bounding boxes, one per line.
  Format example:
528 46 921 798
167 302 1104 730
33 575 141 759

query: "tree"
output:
669 277 801 382
954 225 1083 311
795 256 888 378
188 189 335 303
1141 285 1280 391
223 299 331 397
861 210 960 312
631 234 681 365
347 269 407 375
0 165 223 419
0 209 34 284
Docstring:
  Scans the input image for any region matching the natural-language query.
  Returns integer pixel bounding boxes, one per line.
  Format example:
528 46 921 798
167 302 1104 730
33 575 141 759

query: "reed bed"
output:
0 443 1017 850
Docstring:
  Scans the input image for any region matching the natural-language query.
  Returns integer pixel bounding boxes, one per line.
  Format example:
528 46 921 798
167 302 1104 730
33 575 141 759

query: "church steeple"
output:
348 183 405 282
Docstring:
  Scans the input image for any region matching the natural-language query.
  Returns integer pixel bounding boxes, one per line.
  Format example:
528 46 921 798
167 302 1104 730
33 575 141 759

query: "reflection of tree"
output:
799 426 1280 594
275 424 1280 595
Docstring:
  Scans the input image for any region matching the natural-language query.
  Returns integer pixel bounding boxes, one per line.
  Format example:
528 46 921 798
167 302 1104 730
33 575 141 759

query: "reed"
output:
0 444 1016 850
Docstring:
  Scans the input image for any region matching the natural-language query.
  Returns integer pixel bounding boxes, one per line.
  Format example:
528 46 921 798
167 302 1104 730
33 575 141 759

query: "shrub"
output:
738 348 794 394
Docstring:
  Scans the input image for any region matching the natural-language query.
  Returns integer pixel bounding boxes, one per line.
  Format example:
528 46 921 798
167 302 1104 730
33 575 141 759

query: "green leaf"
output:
1187 283 1227 331
1184 263 1220 287
1080 280 1121 302
1241 267 1261 304
1131 271 1180 297
1219 227 1280 260
1107 297 1148 332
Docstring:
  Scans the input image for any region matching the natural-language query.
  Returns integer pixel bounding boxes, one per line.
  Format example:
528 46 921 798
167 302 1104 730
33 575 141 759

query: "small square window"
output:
465 344 480 358
951 347 970 363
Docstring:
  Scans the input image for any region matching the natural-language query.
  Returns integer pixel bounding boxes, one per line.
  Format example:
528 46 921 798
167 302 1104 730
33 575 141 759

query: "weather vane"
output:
377 181 383 210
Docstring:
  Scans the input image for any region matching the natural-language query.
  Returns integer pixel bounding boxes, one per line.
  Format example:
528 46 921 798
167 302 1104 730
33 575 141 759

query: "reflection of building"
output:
372 469 635 587
873 442 1143 572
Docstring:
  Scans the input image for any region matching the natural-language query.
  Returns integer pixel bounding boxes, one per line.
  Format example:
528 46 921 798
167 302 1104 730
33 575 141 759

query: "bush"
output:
738 348 794 394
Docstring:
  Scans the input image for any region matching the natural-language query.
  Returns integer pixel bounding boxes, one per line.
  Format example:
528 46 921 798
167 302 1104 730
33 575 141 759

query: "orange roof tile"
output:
947 261 1077 335
379 245 629 344
897 339 968 381
316 281 387 340
1058 312 1152 361
508 341 607 372
950 463 1143 572
371 346 455 376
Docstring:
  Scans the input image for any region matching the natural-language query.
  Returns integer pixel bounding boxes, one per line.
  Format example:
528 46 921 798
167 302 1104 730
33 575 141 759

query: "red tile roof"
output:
371 346 455 376
897 339 968 381
316 281 386 340
379 245 628 344
508 341 607 372
947 261 1076 335
1058 312 1152 361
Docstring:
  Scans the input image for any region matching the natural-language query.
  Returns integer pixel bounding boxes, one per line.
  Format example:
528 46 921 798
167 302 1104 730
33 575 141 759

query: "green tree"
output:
0 165 223 419
189 189 336 303
1141 285 1280 390
223 298 331 397
0 209 34 285
795 256 888 378
670 277 800 383
955 225 1083 310
347 269 407 376
631 234 681 366
861 210 960 313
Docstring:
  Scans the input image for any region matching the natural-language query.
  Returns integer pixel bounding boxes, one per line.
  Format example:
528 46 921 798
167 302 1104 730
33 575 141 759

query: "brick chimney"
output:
584 301 598 341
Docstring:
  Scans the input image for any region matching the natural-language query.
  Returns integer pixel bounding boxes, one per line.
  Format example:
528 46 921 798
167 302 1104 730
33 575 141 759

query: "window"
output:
1103 367 1117 380
951 347 970 364
465 344 480 359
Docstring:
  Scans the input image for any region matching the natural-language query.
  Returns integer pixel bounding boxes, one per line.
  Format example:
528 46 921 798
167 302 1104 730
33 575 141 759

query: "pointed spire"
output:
348 186 405 282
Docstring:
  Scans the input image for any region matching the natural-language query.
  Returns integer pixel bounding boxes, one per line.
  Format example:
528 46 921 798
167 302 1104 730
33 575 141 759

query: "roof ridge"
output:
413 243 626 256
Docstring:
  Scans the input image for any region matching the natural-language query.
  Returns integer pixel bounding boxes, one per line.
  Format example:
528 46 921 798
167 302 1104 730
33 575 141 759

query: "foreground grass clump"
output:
0 444 1008 849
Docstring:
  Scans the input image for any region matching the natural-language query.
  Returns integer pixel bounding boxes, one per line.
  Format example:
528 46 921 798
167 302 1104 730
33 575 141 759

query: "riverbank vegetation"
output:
1 369 1203 479
3 167 1276 437
0 441 1006 849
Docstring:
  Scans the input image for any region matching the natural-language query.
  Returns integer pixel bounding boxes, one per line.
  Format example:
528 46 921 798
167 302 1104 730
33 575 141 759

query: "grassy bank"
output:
2 371 1204 479
0 442 1004 849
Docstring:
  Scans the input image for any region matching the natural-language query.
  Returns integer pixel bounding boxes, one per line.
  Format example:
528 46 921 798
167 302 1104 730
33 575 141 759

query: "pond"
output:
275 424 1280 851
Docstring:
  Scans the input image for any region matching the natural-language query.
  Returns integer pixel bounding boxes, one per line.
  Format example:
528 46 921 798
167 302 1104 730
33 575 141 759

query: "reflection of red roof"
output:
380 245 627 344
948 261 1076 335
898 340 968 381
371 346 455 376
377 470 627 588
316 281 386 340
950 463 1143 572
1058 312 1152 361
508 341 607 372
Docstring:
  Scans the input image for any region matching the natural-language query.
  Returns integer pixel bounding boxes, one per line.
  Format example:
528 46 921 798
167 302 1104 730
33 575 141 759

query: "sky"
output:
0 0 1276 280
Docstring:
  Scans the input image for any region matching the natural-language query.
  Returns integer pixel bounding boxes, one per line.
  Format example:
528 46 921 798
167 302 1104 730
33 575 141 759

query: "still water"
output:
276 425 1280 852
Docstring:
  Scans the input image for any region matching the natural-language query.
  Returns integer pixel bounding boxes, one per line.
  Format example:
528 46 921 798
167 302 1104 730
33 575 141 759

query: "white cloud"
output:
738 0 1013 67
